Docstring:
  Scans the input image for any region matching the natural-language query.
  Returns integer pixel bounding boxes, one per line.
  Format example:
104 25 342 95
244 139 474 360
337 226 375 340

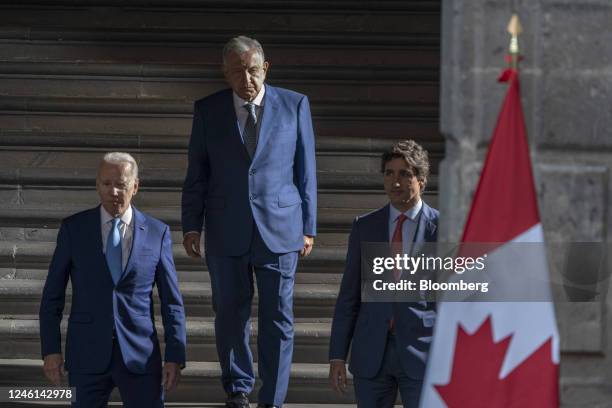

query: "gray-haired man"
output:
40 152 186 407
181 36 318 408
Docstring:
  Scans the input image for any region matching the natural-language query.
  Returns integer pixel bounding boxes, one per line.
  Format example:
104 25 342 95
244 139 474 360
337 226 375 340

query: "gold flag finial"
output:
507 14 522 69
507 14 522 38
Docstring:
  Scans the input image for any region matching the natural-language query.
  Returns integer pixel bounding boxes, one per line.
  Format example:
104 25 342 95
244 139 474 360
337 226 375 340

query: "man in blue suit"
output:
40 152 187 407
181 36 317 408
329 140 438 408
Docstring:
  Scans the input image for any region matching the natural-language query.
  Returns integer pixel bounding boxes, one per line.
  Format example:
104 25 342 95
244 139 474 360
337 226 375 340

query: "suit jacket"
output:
181 85 317 255
39 206 187 374
329 203 439 380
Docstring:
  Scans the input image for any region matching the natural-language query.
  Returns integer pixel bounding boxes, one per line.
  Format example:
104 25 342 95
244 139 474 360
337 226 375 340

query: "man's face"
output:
96 162 138 217
223 49 269 101
383 157 424 212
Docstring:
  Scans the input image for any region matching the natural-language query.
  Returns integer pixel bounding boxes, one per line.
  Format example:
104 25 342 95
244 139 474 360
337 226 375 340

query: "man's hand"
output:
300 235 315 257
329 360 347 393
43 353 65 386
183 232 201 258
162 362 182 392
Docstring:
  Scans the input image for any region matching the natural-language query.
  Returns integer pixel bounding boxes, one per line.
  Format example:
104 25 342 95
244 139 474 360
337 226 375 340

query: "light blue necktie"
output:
106 217 123 285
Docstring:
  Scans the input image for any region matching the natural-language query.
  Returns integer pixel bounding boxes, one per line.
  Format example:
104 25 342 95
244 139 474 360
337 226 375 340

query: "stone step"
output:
0 316 332 364
0 174 438 210
3 404 367 408
0 60 438 83
0 279 339 318
0 31 438 57
0 139 442 175
2 107 438 138
0 154 440 193
0 95 438 122
0 129 443 153
0 3 440 35
1 268 343 285
0 162 438 211
2 105 435 141
0 76 438 107
0 205 382 233
0 165 390 189
0 227 352 249
0 359 356 404
0 240 348 273
0 37 438 69
0 194 437 232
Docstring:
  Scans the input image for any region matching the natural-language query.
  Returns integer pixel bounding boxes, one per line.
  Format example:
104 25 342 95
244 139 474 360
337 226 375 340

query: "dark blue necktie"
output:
106 217 123 285
243 102 257 158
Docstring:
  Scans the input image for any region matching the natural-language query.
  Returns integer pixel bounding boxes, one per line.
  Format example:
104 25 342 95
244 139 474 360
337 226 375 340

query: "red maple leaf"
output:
434 316 559 407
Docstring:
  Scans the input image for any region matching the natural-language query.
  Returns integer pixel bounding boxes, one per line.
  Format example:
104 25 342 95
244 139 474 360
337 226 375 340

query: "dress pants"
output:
69 337 163 408
206 224 298 406
353 333 423 408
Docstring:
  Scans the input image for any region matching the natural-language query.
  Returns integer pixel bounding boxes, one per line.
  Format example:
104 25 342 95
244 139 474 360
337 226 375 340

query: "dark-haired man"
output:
329 140 438 407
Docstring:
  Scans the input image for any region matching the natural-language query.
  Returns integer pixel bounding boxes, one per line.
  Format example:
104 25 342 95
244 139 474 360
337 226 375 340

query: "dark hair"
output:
381 140 430 188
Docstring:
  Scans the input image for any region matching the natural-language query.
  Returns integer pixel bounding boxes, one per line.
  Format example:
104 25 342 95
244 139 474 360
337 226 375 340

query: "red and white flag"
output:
419 69 560 407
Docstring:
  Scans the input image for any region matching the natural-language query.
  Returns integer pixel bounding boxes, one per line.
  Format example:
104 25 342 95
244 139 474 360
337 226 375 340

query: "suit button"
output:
249 169 256 176
249 194 257 201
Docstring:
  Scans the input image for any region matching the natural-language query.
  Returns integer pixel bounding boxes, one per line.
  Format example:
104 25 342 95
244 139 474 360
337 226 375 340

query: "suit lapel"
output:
375 205 393 316
121 207 147 283
89 205 116 286
252 85 279 164
221 90 251 162
91 205 109 269
377 204 391 243
413 202 437 245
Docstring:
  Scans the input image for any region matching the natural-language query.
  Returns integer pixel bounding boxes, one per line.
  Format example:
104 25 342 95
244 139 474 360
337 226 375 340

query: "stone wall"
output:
439 1 612 406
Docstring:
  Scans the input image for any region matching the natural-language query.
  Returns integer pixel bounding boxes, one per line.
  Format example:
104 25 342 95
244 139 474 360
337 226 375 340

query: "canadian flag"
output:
419 69 560 407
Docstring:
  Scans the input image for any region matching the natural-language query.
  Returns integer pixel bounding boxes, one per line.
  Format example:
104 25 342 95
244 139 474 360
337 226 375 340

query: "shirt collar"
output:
232 84 266 113
389 199 423 223
100 205 133 226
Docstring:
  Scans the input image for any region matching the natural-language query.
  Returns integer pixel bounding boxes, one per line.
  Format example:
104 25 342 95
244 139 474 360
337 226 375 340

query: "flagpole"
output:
507 14 522 71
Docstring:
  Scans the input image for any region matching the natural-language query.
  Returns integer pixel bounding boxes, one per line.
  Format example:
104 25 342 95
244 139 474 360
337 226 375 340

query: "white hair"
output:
100 152 139 182
222 35 265 65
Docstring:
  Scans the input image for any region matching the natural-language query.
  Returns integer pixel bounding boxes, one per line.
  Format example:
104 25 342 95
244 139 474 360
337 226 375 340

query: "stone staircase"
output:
0 227 351 404
0 1 441 406
0 225 365 406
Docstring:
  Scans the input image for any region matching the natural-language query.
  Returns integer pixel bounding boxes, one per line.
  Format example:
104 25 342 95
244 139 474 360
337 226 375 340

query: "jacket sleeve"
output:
294 95 317 237
329 218 362 360
39 221 71 358
155 225 187 366
181 101 209 235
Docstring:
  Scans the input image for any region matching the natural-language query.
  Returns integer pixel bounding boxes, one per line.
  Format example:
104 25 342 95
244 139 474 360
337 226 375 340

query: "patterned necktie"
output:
106 217 123 285
243 102 257 158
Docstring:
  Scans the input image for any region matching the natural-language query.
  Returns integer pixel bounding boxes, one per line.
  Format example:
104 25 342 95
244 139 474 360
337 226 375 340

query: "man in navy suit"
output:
328 140 438 408
40 152 187 408
181 36 317 408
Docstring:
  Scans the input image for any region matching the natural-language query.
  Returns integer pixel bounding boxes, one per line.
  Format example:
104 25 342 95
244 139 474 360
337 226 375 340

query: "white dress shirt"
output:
388 199 423 255
100 205 134 272
329 200 424 364
233 84 266 142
